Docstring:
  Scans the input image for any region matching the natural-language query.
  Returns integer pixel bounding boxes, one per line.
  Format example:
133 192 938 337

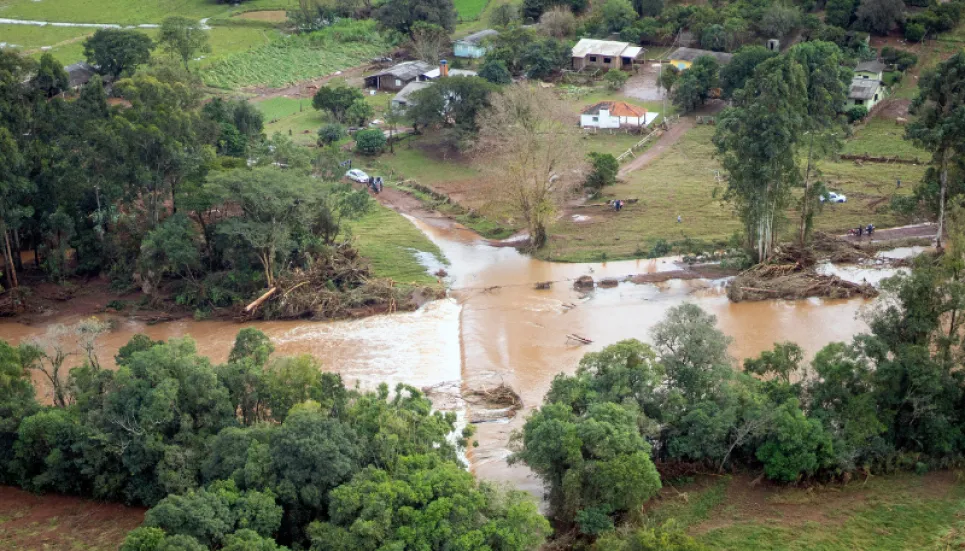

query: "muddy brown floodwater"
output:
0 212 876 497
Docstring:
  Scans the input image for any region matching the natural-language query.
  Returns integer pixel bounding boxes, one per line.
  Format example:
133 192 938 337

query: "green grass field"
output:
257 97 327 144
349 202 445 284
455 0 490 21
841 115 928 160
540 124 925 262
0 0 296 24
646 472 965 551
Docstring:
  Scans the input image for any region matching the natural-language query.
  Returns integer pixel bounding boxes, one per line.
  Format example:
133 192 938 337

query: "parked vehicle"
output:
345 169 370 183
821 191 847 203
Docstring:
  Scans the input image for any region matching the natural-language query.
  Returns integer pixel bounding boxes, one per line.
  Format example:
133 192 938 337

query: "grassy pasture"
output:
0 0 296 24
540 124 925 262
455 0 490 21
349 202 445 284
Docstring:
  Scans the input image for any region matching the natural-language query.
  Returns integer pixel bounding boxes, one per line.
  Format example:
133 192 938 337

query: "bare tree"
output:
20 319 109 407
409 22 451 64
539 6 576 39
474 85 587 249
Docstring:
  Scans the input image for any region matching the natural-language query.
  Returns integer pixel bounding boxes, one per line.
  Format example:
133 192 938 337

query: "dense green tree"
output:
159 17 210 69
32 53 69 98
317 123 347 146
825 0 857 28
479 59 512 84
600 0 637 32
312 84 365 123
511 401 661 533
905 51 965 249
205 168 324 286
490 3 521 27
353 128 387 154
700 24 727 51
307 454 549 551
485 27 539 74
634 0 662 17
672 56 719 113
375 0 456 34
520 37 570 79
202 426 273 489
269 401 361 527
83 29 155 79
758 4 801 38
714 55 806 261
344 98 374 127
787 41 850 245
143 480 283 547
137 213 202 299
719 46 776 98
202 98 265 157
409 76 495 133
755 399 834 481
855 0 904 35
743 342 803 385
585 152 619 190
0 342 38 482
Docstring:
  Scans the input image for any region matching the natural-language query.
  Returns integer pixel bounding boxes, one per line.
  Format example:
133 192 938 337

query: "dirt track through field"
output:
618 117 695 176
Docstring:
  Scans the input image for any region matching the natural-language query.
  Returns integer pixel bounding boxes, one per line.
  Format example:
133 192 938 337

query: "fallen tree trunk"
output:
245 287 277 313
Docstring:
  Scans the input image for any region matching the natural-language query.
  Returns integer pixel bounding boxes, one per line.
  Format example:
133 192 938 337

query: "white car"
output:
345 169 370 183
821 191 847 203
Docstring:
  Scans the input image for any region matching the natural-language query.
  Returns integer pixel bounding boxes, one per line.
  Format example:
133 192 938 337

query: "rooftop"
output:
855 60 886 74
582 101 647 118
571 38 643 59
65 62 95 88
393 81 432 104
457 29 498 45
371 60 433 81
668 47 734 64
421 68 478 79
849 78 883 100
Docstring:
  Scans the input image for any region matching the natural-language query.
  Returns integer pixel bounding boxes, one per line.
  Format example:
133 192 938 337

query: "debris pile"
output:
465 383 524 424
728 234 880 302
574 275 595 290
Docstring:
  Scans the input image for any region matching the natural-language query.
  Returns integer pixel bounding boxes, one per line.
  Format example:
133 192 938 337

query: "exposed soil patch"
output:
234 10 287 22
877 98 912 119
0 485 145 550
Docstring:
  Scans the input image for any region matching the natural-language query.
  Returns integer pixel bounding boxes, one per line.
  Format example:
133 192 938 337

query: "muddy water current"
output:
0 213 889 495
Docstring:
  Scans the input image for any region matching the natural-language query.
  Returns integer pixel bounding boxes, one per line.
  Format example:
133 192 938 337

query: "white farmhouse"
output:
580 101 656 129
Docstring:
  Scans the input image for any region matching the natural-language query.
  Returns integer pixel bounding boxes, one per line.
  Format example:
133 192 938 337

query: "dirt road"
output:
618 116 695 177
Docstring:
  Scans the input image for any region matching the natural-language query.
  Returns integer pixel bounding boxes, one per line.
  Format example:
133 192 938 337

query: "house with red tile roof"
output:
580 101 653 129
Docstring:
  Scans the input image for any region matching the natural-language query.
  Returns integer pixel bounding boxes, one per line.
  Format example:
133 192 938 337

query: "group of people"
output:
369 176 384 194
848 224 875 238
611 199 625 212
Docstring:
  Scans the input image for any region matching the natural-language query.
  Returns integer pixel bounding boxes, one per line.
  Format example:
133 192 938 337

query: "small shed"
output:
454 29 498 59
847 78 885 110
392 81 432 110
571 39 643 71
364 60 433 91
854 60 886 81
667 48 733 71
581 101 656 129
65 62 96 89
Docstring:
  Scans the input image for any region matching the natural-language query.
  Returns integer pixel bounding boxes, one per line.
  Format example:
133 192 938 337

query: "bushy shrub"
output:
317 123 346 146
354 129 386 155
904 21 926 41
585 152 619 189
603 69 630 90
846 105 868 123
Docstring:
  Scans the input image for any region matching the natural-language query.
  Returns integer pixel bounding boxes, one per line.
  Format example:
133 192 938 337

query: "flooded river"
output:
0 213 882 494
